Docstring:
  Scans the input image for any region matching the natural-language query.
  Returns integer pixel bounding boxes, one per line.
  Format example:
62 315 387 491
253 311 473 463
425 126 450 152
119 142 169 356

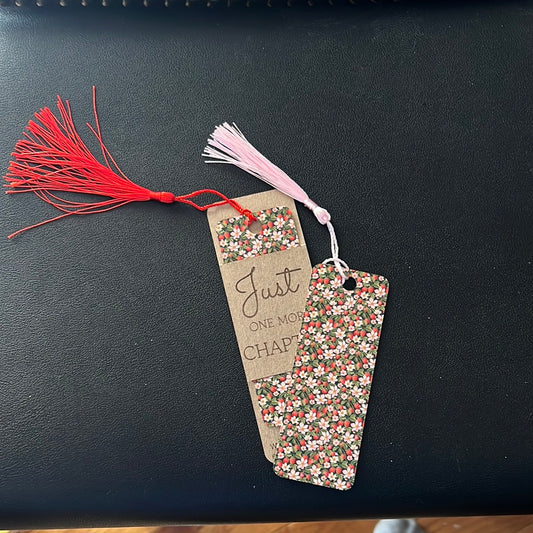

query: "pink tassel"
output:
203 123 331 225
204 123 348 280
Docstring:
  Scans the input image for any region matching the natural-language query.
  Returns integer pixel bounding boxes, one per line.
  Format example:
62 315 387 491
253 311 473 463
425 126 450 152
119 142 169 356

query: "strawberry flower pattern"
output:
254 263 389 490
216 206 299 264
255 372 293 428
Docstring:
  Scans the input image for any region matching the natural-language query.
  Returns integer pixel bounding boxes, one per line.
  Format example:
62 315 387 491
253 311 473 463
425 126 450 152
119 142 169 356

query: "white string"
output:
322 219 349 281
323 256 350 278
304 203 349 281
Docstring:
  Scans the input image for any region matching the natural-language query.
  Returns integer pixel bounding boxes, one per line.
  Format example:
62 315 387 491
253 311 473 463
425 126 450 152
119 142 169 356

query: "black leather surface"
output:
0 1 532 527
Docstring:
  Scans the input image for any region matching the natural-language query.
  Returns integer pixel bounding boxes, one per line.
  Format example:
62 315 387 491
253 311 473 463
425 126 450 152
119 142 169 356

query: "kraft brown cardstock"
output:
207 190 312 461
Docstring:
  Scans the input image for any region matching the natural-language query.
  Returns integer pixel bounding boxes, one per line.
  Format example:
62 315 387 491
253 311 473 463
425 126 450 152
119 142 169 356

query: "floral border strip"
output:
215 206 299 264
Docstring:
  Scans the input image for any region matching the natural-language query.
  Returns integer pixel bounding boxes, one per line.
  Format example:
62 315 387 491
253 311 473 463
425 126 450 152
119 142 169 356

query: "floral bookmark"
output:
256 263 388 490
207 190 311 462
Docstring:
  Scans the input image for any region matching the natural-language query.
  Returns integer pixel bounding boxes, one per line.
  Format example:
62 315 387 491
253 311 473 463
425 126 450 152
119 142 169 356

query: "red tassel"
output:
4 87 255 239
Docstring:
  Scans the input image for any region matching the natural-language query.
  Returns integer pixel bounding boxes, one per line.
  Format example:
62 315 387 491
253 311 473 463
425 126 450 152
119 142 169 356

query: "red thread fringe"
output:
4 87 254 239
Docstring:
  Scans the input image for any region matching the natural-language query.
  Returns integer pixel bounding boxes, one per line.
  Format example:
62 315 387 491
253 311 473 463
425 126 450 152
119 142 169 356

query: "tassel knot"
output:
303 199 331 225
149 191 175 203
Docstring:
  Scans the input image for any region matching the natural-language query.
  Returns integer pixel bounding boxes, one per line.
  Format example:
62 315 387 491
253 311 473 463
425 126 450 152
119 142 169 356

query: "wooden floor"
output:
14 516 533 533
